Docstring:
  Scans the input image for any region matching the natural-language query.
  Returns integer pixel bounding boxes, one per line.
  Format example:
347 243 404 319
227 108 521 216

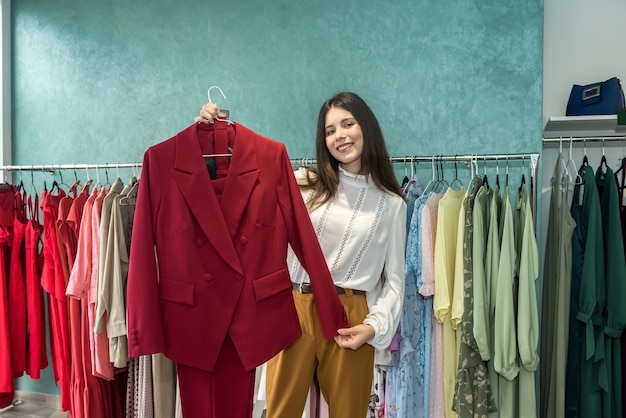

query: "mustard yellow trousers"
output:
265 289 374 418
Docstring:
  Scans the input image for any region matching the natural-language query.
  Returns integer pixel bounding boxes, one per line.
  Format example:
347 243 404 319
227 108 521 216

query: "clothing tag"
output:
205 158 216 180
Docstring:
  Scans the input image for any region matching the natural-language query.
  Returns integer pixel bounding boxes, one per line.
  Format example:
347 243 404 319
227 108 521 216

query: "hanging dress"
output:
493 184 519 417
540 153 576 418
8 189 27 378
40 186 71 411
453 176 496 417
516 180 540 418
569 164 604 417
0 184 17 408
595 164 626 418
433 185 466 418
616 157 626 417
24 192 48 379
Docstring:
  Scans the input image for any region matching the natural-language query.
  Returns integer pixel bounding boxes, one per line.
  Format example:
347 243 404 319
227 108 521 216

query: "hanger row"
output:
290 153 539 168
543 136 626 143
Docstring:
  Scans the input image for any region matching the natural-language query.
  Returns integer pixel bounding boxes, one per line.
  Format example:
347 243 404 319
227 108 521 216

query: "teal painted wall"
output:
11 0 543 395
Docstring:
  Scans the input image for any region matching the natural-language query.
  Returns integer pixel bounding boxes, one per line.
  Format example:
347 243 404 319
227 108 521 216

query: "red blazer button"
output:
240 236 248 245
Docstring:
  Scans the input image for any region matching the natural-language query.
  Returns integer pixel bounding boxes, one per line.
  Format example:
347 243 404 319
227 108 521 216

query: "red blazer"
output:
127 121 348 372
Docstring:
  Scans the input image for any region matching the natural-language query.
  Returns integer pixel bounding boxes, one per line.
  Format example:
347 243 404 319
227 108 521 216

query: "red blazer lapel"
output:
220 124 260 239
170 123 243 275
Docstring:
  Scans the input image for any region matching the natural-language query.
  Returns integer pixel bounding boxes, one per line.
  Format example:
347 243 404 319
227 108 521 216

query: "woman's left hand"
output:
334 324 375 350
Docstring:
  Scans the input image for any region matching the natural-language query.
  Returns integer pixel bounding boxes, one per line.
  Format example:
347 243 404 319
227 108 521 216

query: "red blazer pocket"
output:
159 279 195 306
252 268 292 302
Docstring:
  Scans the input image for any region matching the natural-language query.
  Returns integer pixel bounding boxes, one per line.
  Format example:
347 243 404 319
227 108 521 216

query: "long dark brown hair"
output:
300 92 403 210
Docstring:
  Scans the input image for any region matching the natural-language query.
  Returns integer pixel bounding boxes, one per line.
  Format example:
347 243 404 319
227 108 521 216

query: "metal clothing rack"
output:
293 152 541 229
0 162 141 172
291 152 539 169
543 136 626 144
0 151 540 227
0 152 540 175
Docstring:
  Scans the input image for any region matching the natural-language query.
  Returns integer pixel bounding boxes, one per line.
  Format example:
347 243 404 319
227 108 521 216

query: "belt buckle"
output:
299 282 310 293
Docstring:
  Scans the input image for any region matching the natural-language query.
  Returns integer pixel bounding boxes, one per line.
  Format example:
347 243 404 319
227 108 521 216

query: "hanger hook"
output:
208 86 227 104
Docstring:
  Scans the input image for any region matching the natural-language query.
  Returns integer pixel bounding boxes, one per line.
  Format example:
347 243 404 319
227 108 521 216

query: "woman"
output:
197 92 406 418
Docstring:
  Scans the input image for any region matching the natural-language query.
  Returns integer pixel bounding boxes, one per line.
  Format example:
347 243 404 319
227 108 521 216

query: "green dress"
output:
575 164 604 417
595 164 626 418
453 176 496 417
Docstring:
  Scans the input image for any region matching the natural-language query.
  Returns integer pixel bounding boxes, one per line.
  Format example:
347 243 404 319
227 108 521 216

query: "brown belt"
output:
292 282 366 296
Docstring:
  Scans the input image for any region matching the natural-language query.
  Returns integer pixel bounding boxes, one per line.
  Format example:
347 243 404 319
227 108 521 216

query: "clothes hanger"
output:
495 156 500 187
565 138 582 185
582 138 589 166
615 140 626 171
505 156 509 186
599 137 608 174
401 161 410 190
615 138 626 184
466 155 475 190
203 86 234 159
103 166 112 189
518 156 527 193
450 156 463 190
79 167 93 195
68 168 82 196
120 163 141 206
90 167 102 191
434 155 448 192
422 155 436 194
482 157 490 189
558 138 571 184
30 170 38 197
207 85 233 125
51 170 70 194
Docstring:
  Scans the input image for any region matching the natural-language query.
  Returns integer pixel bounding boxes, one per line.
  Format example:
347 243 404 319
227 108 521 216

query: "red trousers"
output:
177 334 255 418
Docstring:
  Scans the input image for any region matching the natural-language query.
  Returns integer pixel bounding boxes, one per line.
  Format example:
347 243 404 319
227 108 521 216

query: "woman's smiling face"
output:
324 106 364 174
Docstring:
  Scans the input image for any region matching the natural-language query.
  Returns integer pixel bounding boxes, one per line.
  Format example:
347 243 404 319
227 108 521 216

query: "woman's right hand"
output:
194 102 221 124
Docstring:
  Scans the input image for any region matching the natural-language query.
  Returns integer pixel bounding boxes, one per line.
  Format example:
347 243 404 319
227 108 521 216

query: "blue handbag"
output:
566 77 625 116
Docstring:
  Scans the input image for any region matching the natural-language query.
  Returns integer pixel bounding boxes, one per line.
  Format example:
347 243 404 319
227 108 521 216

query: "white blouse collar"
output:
339 165 372 185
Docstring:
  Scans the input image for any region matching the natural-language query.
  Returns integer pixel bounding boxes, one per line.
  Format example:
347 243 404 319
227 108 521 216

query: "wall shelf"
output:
543 115 626 139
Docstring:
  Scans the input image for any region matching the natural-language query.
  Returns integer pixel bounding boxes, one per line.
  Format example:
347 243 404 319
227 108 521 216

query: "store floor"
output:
0 392 67 418
0 392 266 418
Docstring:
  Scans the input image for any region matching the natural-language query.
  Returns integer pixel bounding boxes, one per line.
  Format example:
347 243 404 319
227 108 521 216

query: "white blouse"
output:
288 165 406 349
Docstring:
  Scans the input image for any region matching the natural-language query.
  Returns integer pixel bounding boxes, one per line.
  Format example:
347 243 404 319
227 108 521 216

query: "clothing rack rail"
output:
293 152 541 230
291 152 540 171
0 153 540 173
0 162 141 172
0 151 540 230
543 136 626 143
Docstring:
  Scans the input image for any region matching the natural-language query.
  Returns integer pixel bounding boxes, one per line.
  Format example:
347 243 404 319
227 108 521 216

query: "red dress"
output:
40 187 71 412
65 187 110 418
24 193 47 378
8 190 27 378
57 190 84 417
0 185 17 407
